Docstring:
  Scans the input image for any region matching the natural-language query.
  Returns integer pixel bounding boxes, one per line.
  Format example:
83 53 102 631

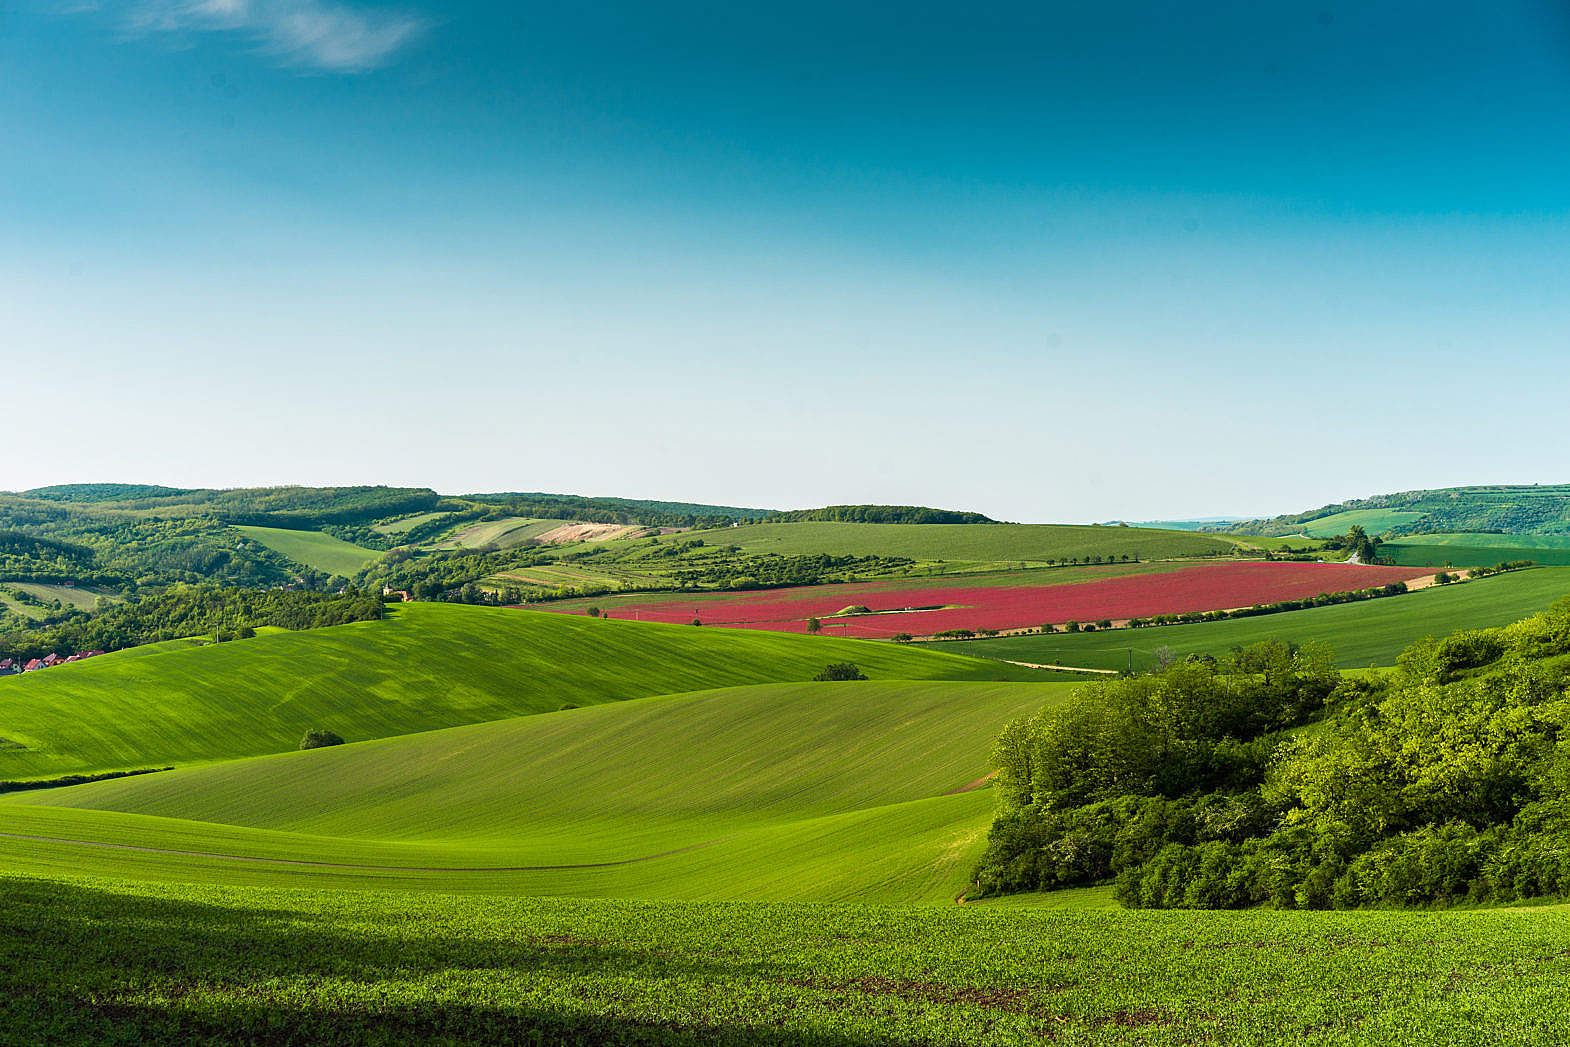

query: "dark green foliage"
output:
762 505 997 524
1229 484 1570 538
813 663 867 681
300 729 345 750
465 491 770 528
0 587 383 663
0 767 172 794
1324 525 1382 562
977 601 1570 909
670 553 914 589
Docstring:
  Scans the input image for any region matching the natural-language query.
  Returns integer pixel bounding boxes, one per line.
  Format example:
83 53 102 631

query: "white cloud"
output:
118 0 424 72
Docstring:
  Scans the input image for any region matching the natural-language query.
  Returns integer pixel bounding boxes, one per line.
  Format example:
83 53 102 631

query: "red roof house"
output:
23 658 41 672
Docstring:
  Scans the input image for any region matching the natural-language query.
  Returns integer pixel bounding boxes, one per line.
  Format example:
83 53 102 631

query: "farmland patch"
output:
541 562 1425 638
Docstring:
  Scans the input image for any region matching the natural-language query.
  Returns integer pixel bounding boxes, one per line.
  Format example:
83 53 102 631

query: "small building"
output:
22 658 42 672
40 653 59 667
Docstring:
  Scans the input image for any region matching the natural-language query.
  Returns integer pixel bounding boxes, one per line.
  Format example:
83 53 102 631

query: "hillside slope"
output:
1230 484 1570 537
0 603 1041 780
4 680 1070 901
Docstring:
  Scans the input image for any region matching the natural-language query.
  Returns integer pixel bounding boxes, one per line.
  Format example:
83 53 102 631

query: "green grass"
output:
236 524 381 576
932 567 1570 671
6 874 1570 1045
1295 508 1427 537
679 521 1242 567
3 679 1066 901
0 602 1049 780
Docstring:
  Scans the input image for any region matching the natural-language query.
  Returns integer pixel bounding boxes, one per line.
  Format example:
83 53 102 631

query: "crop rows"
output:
553 562 1423 637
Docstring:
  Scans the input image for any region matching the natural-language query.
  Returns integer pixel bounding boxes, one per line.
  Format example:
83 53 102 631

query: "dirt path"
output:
944 770 999 795
1002 659 1119 675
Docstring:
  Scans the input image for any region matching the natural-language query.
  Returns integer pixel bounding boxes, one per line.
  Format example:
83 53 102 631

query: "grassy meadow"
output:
933 566 1570 670
236 524 382 576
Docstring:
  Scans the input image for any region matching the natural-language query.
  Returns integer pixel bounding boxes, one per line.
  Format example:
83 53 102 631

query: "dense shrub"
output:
813 663 867 681
973 601 1570 909
299 730 345 750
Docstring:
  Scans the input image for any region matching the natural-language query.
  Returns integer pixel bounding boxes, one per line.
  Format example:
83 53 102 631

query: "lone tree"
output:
806 617 822 634
299 729 345 750
813 662 867 681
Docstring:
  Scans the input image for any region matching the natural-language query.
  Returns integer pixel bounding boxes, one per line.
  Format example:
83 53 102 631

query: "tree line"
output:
0 586 383 663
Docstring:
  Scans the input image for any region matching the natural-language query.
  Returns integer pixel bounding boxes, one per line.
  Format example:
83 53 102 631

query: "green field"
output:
9 581 117 611
932 567 1570 671
1295 508 1427 537
1402 532 1570 549
681 521 1241 567
6 875 1569 1045
0 589 48 621
1382 543 1570 567
3 679 1065 901
439 517 568 549
0 602 1046 780
235 524 381 576
370 510 452 535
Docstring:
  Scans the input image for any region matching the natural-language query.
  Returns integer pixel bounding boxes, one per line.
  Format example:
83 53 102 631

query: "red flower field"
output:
537 562 1426 638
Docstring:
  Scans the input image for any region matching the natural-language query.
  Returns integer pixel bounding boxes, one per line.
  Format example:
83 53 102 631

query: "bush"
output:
813 662 867 681
299 729 345 750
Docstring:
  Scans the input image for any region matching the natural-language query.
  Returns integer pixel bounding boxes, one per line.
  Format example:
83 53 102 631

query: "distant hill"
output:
762 505 997 525
1224 485 1570 538
1105 518 1247 532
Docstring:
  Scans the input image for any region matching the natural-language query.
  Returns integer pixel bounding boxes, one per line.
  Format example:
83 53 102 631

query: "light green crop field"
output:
235 524 381 576
9 581 117 610
1297 508 1427 537
5 874 1570 1046
933 567 1570 671
0 603 1047 780
0 589 49 621
1401 532 1570 549
438 516 566 549
370 510 451 535
1381 543 1570 567
680 521 1241 566
3 680 1066 901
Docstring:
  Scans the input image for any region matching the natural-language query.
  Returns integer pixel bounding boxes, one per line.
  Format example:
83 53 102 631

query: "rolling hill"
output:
0 602 1047 781
1229 484 1570 538
2 679 1069 901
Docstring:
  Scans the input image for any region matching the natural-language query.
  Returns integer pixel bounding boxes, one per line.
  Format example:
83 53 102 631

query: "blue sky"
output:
4 1 1569 520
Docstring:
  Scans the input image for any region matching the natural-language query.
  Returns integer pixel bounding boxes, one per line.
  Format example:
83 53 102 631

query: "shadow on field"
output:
0 878 928 1047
